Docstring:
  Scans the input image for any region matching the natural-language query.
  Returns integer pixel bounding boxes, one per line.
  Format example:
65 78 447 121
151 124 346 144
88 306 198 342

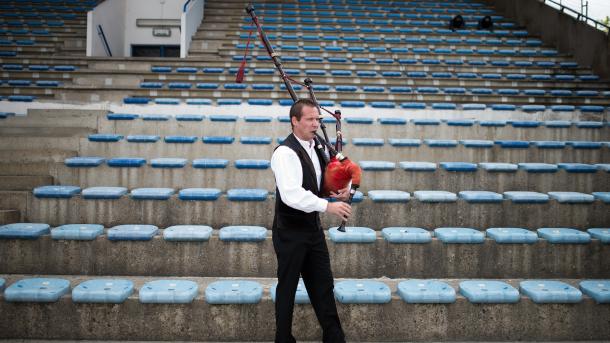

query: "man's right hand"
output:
326 202 352 221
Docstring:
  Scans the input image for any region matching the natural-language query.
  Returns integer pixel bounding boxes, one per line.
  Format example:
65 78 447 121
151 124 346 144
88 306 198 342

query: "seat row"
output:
2 277 607 304
0 28 53 35
0 20 66 27
1 63 77 71
1 222 608 244
1 79 60 87
29 185 610 204
256 1 485 10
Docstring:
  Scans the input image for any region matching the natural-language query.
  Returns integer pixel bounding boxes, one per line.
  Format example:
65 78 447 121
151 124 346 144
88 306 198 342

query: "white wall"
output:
124 0 183 55
181 0 204 58
87 0 126 56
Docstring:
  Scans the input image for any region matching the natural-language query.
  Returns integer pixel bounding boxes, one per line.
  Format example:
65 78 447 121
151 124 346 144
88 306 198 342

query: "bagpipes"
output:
238 4 362 232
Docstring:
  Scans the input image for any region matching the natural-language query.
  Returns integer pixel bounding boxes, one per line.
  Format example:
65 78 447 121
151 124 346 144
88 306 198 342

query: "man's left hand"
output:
330 187 350 202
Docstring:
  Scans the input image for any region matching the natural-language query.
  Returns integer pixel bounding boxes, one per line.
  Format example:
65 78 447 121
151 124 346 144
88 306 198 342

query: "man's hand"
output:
326 202 352 221
329 187 350 202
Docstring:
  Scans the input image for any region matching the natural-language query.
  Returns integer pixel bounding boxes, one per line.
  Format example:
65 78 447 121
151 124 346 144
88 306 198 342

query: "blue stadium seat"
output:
459 281 520 303
178 188 221 200
434 228 485 243
341 101 366 108
414 191 457 202
150 158 188 168
510 120 541 128
219 226 267 241
142 114 170 121
537 228 591 243
140 280 198 304
518 163 558 173
551 105 575 112
470 88 494 96
329 226 376 243
381 227 432 243
4 278 70 302
548 192 595 203
206 280 263 304
234 159 270 169
127 135 160 143
72 279 133 303
520 280 582 303
459 191 503 203
345 117 373 124
359 161 396 171
151 66 171 73
227 188 268 201
579 106 605 113
202 136 235 144
9 95 37 102
334 280 391 304
82 187 127 200
163 225 213 241
389 138 422 147
398 280 456 303
399 161 435 171
33 185 80 198
107 158 147 168
352 138 384 146
486 228 538 244
0 223 50 239
370 101 396 108
36 80 60 87
108 225 159 241
558 162 598 172
580 280 610 303
130 188 175 200
176 114 204 121
521 105 546 112
432 103 457 110
187 99 212 105
65 157 105 167
495 140 530 148
592 192 610 203
461 140 494 148
426 140 458 148
440 162 477 171
88 134 123 142
503 191 549 203
478 163 518 172
367 190 410 203
576 121 605 128
412 118 440 125
165 136 197 143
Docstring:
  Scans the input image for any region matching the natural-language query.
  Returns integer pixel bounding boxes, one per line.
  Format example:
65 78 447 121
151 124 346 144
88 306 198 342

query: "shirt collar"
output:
294 134 314 150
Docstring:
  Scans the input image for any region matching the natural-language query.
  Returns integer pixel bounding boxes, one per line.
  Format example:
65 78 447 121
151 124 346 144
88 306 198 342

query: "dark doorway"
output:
131 45 180 57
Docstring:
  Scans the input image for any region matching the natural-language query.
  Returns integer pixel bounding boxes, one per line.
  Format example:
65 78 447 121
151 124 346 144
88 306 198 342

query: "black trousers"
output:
272 228 345 343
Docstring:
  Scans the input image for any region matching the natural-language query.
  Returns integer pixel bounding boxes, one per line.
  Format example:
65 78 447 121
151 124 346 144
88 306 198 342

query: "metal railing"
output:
541 0 609 33
96 24 112 57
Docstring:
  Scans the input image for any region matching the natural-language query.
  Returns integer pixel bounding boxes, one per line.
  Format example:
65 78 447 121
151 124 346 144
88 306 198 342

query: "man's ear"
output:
291 116 298 128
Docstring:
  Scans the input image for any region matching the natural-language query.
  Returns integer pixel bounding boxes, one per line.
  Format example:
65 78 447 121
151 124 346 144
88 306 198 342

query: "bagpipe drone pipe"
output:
238 4 362 232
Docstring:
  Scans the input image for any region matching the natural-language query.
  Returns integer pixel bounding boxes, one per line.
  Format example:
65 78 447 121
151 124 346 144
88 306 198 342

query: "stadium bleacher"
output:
0 0 609 341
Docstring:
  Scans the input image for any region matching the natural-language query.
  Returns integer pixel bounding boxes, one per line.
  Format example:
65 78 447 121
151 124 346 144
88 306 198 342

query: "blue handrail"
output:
97 24 112 57
183 0 192 12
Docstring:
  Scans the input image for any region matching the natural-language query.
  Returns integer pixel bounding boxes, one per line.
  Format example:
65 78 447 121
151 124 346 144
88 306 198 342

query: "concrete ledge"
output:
0 235 607 279
0 209 20 225
24 196 610 230
0 276 608 341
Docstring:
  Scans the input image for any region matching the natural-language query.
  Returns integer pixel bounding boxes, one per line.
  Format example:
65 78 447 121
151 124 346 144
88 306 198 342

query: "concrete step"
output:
0 275 607 341
0 137 81 152
0 149 77 163
23 195 610 230
0 233 606 279
52 163 609 194
78 139 610 164
0 126 96 137
0 209 20 225
0 175 54 191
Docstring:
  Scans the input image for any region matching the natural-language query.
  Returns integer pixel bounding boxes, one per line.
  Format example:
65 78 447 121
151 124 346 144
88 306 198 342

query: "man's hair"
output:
289 98 317 123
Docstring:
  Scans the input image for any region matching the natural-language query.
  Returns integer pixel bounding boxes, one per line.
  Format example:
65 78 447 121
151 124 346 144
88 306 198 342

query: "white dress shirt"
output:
271 135 328 213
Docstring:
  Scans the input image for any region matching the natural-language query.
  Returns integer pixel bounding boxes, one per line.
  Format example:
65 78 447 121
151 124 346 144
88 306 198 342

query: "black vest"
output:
273 133 327 231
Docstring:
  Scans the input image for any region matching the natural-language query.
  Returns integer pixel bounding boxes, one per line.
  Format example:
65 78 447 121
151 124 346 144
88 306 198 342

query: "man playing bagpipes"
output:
270 98 351 342
239 4 363 341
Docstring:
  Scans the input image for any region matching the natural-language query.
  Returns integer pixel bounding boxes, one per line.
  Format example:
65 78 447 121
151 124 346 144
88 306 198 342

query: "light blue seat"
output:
434 228 485 243
345 117 373 124
520 280 582 303
495 140 530 148
271 279 310 304
227 188 268 201
155 98 180 105
230 158 269 170
504 191 549 203
240 136 272 145
107 225 159 241
126 135 160 143
511 120 541 128
336 85 357 92
398 280 456 303
107 158 147 168
486 228 538 244
548 192 595 203
352 138 384 146
33 185 80 198
368 190 410 203
381 227 432 243
440 162 477 172
407 71 427 77
446 119 475 126
206 280 263 304
567 141 603 150
248 99 273 106
72 279 133 303
417 87 440 94
176 67 198 73
81 187 127 199
178 188 221 201
551 105 575 112
168 82 191 89
192 159 228 169
576 121 604 128
130 188 174 200
379 118 407 125
329 226 376 243
151 66 171 72
532 141 566 149
414 191 457 202
165 136 198 144
243 115 272 122
217 99 241 106
140 280 198 304
142 114 170 121
359 161 395 171
459 191 503 203
399 162 436 171
518 163 558 173
491 104 516 111
471 88 493 95
334 280 391 304
558 162 598 173
580 280 610 303
0 223 50 239
544 120 572 128
592 192 610 203
36 80 60 87
196 83 219 89
538 228 591 243
459 280 519 303
432 103 457 110
389 139 421 147
163 225 213 241
341 101 366 108
107 113 139 120
150 158 188 168
461 140 494 148
51 224 104 240
64 156 105 167
202 135 235 144
187 99 212 105
370 101 396 108
596 164 610 172
478 163 518 172
401 102 427 109
4 278 70 302
412 118 440 125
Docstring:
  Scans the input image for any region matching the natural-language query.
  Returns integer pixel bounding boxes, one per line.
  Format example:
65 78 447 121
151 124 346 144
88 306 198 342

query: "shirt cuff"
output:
316 198 329 213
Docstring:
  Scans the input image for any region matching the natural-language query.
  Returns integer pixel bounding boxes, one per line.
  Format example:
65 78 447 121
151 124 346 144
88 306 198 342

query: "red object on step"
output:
322 156 362 197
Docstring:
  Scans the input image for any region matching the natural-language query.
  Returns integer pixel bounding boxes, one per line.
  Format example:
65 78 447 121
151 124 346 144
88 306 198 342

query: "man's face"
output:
292 105 320 141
